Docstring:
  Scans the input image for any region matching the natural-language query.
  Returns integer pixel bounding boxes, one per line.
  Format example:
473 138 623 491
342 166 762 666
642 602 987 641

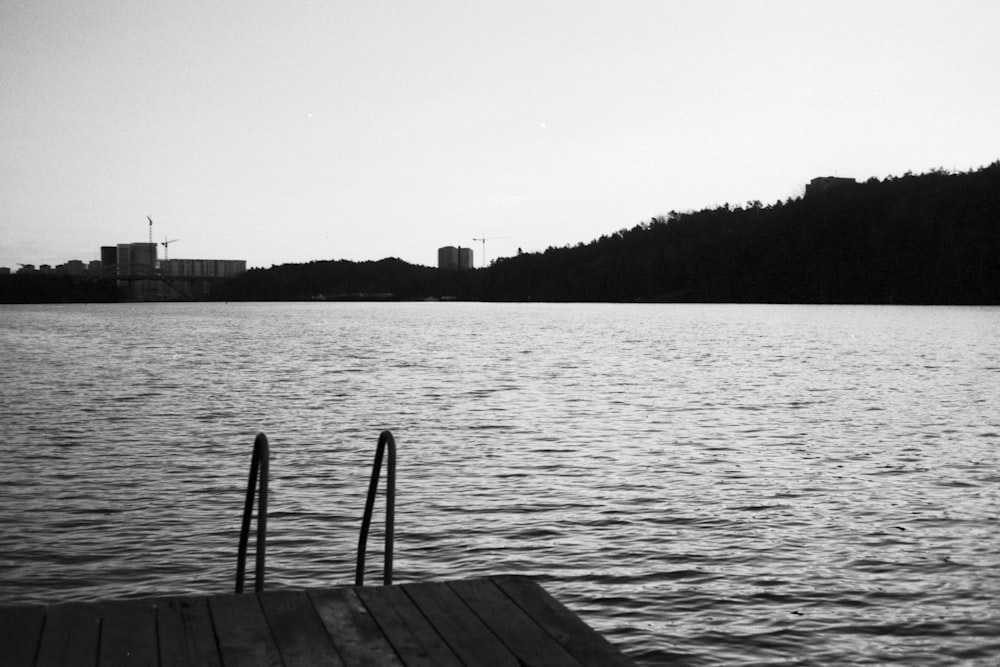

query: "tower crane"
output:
162 238 180 261
472 236 504 268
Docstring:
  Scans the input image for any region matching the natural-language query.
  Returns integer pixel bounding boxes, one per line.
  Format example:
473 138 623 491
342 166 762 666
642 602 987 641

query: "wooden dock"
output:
0 575 637 666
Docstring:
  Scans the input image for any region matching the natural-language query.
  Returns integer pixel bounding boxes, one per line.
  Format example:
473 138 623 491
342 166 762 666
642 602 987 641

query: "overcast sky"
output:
2 0 998 270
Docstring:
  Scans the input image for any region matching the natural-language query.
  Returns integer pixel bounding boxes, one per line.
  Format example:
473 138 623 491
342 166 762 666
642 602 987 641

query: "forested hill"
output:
222 162 999 304
473 162 1000 303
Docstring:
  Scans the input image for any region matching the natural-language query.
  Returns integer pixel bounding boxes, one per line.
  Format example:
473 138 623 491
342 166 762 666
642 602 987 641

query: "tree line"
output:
221 162 999 304
466 162 1000 304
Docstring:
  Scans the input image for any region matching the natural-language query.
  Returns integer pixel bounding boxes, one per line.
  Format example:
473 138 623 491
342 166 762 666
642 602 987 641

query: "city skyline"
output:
3 1 999 271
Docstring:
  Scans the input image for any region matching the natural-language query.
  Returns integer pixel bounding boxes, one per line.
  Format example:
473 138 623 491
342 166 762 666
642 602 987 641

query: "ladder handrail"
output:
235 432 269 593
355 430 396 586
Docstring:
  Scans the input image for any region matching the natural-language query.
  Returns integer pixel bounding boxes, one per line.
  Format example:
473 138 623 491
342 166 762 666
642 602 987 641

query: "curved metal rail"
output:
355 430 396 586
235 432 269 593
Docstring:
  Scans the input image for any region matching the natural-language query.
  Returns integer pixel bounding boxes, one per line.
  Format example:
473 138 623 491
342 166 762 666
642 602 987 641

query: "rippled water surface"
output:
1 302 998 665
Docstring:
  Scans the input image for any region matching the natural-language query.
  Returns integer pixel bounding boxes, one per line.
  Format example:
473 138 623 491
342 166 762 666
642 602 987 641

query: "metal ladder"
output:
235 433 269 593
234 429 396 592
355 430 396 586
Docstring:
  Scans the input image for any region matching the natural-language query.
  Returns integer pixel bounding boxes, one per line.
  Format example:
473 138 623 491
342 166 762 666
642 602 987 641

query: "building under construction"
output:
102 242 246 301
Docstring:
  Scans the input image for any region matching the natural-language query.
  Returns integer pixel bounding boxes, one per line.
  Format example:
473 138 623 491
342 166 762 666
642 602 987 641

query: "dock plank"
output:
355 585 462 667
494 576 636 667
35 601 101 667
0 604 45 666
155 597 222 667
258 589 344 667
209 593 283 667
99 598 158 667
402 582 519 667
449 578 581 667
309 587 404 667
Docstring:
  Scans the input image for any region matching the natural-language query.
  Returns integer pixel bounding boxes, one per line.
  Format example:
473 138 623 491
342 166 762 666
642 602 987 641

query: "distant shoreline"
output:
4 163 998 306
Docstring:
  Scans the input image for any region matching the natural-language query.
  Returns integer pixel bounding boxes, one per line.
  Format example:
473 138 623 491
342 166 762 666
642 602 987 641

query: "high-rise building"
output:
438 245 474 270
131 243 157 275
101 246 118 268
438 246 458 269
115 242 158 300
116 244 131 273
115 243 156 275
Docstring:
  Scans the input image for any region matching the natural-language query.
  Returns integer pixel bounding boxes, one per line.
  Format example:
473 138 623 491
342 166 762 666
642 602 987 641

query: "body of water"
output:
1 302 998 665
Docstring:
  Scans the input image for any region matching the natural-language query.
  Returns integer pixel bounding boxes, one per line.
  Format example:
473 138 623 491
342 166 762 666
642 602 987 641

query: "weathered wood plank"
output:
0 604 45 666
309 587 403 667
402 582 519 667
208 593 283 667
1 576 633 667
355 585 462 667
155 596 222 667
35 601 101 667
449 579 581 667
98 598 159 667
493 576 635 667
258 589 344 667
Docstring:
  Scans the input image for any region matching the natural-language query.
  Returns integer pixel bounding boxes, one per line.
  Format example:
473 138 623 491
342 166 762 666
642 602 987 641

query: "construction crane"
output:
472 236 503 268
161 238 179 261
